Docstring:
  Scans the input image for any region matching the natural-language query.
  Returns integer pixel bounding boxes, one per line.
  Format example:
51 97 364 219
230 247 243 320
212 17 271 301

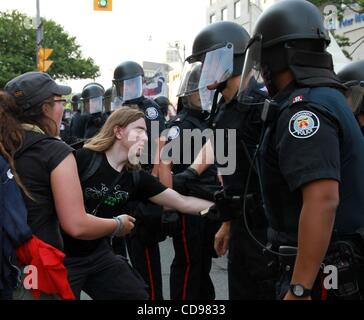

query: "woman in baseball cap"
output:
1 72 137 299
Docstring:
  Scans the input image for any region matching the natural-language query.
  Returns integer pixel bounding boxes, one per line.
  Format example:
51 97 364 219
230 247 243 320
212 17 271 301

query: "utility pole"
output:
249 0 252 35
35 0 43 67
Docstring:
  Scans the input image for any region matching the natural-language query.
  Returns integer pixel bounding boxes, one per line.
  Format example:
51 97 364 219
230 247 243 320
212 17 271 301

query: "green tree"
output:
310 0 364 17
310 1 364 59
0 10 99 88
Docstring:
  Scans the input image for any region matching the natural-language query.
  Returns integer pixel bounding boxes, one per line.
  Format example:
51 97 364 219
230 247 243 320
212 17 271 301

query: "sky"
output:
0 0 209 92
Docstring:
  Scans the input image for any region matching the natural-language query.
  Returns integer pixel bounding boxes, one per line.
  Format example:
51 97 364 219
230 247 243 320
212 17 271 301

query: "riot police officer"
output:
60 108 73 144
239 0 364 299
112 61 171 300
154 95 172 123
337 60 364 134
174 21 276 299
166 63 221 299
104 87 112 116
81 82 107 139
69 93 86 140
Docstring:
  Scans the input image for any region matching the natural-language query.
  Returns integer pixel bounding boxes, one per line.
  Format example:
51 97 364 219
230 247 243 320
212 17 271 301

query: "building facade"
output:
206 0 280 34
325 4 364 61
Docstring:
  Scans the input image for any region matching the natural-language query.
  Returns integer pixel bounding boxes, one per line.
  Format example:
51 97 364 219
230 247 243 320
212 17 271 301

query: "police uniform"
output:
212 93 277 300
123 96 166 300
260 83 364 299
70 111 87 139
167 107 220 300
83 112 108 139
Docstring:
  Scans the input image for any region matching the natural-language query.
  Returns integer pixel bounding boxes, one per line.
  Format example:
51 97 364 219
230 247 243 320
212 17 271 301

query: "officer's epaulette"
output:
168 110 188 125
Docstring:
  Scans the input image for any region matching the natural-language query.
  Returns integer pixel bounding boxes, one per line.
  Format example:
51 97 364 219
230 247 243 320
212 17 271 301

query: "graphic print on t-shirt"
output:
85 183 129 207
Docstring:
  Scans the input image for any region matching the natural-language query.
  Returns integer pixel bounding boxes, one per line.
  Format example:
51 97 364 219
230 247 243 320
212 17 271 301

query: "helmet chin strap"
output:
208 81 227 128
262 68 279 97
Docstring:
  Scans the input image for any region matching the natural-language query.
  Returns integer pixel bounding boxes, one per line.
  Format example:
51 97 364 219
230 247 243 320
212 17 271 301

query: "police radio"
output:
261 99 280 124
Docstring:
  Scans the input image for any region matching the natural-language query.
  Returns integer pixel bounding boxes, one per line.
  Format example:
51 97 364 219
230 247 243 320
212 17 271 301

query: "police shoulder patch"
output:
288 110 320 139
167 126 180 140
145 107 159 120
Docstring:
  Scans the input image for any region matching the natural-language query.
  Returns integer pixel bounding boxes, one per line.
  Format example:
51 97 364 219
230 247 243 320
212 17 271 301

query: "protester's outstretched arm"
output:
51 153 132 240
172 139 215 192
149 188 213 215
190 138 215 175
156 138 173 188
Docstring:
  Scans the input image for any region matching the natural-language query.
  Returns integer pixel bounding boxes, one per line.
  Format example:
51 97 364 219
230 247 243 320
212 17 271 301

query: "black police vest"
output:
212 98 262 196
261 86 364 237
167 108 216 176
84 112 107 139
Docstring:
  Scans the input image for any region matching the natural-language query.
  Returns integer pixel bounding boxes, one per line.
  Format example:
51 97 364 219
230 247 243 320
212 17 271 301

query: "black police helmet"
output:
254 0 330 49
104 87 112 98
188 21 249 61
113 61 144 82
71 93 81 104
154 96 170 108
81 83 105 100
337 60 364 114
337 60 364 84
187 21 250 77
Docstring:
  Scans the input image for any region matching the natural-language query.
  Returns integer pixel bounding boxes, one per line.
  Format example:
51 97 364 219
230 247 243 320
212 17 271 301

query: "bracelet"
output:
111 216 124 238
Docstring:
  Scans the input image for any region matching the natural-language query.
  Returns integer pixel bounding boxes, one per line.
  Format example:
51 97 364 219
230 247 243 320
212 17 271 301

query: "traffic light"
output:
93 0 112 11
37 48 53 72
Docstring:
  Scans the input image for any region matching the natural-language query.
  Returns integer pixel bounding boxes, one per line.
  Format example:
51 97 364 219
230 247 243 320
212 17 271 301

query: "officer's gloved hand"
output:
199 204 222 221
173 167 199 194
200 190 242 222
161 210 180 237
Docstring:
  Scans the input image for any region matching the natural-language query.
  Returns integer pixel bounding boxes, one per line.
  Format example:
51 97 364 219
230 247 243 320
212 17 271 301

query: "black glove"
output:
199 204 221 221
173 167 199 194
161 210 180 237
200 190 242 222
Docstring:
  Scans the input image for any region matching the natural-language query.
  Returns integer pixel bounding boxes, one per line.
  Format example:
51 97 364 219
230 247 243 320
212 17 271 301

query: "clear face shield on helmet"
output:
177 44 234 110
82 96 104 114
181 88 215 111
344 80 364 114
237 35 265 105
110 86 123 111
177 62 215 111
111 75 143 110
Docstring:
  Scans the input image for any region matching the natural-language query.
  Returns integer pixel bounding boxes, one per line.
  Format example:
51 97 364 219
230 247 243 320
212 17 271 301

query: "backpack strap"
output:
132 170 140 193
80 151 103 183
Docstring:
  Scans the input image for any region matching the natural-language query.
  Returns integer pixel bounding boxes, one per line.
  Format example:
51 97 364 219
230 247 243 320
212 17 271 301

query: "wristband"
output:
111 216 124 237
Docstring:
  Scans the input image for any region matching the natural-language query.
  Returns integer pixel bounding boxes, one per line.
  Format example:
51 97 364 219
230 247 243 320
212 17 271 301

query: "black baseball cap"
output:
4 71 71 110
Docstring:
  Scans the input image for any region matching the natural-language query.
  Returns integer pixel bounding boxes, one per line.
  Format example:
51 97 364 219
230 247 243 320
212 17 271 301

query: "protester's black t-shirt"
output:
62 148 167 257
14 131 73 250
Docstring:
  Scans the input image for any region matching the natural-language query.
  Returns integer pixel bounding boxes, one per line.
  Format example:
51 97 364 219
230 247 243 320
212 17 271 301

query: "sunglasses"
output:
53 99 67 105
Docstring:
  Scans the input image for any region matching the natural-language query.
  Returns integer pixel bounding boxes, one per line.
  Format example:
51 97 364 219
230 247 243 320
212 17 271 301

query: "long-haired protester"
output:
2 72 136 300
62 106 214 300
